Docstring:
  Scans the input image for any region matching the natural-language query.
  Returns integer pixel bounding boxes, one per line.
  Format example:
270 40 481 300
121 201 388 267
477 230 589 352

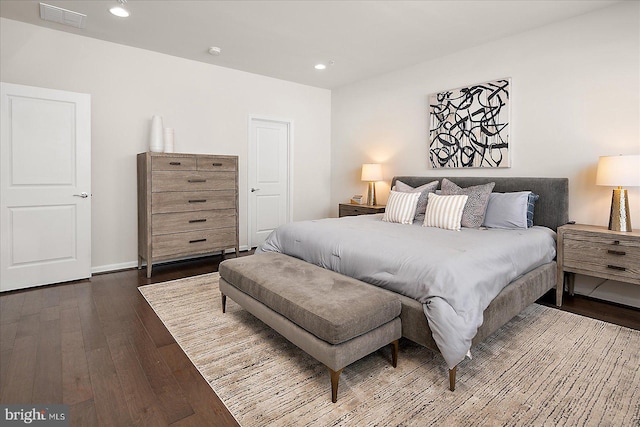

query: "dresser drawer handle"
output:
613 240 620 245
189 219 207 223
189 238 207 244
607 265 626 271
188 199 207 203
607 249 626 256
188 179 207 183
169 162 181 165
211 162 223 166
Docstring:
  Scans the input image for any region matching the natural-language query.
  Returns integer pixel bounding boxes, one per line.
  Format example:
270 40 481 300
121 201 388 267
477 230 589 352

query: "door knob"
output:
251 188 261 192
73 192 89 198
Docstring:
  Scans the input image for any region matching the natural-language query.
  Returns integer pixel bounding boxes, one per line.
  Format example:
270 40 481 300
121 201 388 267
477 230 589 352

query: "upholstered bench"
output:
219 252 402 403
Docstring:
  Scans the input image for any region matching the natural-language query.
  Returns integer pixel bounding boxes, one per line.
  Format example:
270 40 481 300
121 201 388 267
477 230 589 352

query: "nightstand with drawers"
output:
338 204 385 217
556 224 640 306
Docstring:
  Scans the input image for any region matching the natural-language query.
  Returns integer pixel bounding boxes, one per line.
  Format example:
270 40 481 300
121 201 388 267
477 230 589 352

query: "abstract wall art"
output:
428 78 510 168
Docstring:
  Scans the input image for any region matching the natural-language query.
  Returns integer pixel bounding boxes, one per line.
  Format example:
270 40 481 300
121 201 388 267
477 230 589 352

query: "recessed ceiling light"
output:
314 64 326 70
109 0 129 17
109 7 128 17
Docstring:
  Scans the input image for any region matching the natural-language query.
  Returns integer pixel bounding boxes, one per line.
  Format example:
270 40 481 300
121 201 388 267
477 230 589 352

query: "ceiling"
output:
0 0 622 89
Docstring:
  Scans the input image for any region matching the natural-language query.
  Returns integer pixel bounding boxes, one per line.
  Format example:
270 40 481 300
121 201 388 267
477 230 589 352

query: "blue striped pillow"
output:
527 192 539 228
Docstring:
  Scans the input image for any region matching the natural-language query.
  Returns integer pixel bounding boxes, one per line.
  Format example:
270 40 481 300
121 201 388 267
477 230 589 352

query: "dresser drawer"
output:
152 228 237 259
563 235 640 283
338 204 385 217
197 156 237 172
152 171 236 192
152 210 236 235
152 190 236 214
151 156 196 171
563 231 640 249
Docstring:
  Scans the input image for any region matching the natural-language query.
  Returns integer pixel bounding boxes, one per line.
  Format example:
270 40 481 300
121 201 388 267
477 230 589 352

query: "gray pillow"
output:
393 180 439 222
483 191 531 229
441 178 495 228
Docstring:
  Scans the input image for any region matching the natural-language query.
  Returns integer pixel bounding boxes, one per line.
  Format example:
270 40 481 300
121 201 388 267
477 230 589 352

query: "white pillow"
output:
382 191 421 224
483 191 530 229
423 193 468 231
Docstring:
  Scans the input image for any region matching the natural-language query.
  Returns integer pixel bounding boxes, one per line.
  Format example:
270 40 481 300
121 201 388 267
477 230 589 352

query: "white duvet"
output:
256 214 556 368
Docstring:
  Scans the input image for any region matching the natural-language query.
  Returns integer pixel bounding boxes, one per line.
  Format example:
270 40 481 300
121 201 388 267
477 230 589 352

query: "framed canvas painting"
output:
428 78 510 168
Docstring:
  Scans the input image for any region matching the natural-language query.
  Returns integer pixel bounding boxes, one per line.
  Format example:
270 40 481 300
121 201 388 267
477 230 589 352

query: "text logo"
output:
1 405 69 426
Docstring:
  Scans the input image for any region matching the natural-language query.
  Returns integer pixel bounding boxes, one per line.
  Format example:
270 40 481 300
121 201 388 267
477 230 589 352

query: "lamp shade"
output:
361 163 383 182
596 155 640 187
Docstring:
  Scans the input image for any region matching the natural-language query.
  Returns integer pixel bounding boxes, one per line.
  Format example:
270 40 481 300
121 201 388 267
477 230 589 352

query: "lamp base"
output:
366 182 377 206
608 188 632 232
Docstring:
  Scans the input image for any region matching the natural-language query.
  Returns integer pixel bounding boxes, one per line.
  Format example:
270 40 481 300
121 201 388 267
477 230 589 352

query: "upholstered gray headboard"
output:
391 176 569 231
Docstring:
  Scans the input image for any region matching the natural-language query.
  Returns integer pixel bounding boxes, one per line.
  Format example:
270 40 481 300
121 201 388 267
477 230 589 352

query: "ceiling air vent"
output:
39 3 87 29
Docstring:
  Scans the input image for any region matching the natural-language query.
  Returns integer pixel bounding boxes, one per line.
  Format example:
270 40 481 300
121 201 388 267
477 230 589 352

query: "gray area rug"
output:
139 273 640 426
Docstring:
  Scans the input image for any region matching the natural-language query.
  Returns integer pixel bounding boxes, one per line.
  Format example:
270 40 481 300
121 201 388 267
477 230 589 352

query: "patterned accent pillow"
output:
441 179 495 228
382 191 421 224
527 192 540 228
393 180 439 223
423 193 468 231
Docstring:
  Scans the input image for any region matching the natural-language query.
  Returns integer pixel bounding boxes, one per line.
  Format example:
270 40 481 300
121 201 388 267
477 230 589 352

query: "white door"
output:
1 83 91 292
248 117 291 248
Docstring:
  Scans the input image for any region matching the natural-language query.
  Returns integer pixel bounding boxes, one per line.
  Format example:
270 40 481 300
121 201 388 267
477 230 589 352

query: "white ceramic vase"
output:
149 115 164 152
163 128 175 153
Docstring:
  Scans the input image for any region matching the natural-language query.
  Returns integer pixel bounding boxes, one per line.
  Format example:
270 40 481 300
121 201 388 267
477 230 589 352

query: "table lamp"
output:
361 163 382 206
596 154 640 232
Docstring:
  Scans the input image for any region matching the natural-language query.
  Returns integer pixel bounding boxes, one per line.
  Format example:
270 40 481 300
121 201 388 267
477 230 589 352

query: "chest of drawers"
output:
137 152 239 277
556 224 640 305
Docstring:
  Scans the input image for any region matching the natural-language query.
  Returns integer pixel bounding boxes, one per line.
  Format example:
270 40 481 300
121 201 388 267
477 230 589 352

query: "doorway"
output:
1 82 91 291
247 117 292 248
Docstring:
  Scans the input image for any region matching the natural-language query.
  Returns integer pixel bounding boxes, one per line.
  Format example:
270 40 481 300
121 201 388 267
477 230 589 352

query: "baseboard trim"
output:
92 261 139 274
91 246 251 275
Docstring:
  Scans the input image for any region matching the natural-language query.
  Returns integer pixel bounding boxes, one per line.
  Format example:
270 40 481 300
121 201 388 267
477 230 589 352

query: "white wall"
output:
331 2 640 226
1 18 332 272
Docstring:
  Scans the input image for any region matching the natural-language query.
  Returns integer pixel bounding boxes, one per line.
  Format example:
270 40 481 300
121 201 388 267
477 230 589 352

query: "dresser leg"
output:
556 271 567 307
146 263 152 279
568 272 575 296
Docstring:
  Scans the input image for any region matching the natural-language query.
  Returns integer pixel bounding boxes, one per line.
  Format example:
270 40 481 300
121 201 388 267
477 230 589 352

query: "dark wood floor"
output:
1 255 638 426
537 287 640 330
0 254 242 427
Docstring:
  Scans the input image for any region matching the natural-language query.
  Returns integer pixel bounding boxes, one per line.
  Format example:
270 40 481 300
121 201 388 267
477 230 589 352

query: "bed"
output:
256 176 569 389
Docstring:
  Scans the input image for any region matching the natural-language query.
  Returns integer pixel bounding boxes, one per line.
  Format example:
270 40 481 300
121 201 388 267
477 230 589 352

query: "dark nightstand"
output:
338 204 385 218
556 224 640 307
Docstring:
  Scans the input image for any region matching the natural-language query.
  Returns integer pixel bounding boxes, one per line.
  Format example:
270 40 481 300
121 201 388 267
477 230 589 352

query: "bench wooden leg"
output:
449 366 457 391
329 367 344 403
391 339 399 368
221 293 227 313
